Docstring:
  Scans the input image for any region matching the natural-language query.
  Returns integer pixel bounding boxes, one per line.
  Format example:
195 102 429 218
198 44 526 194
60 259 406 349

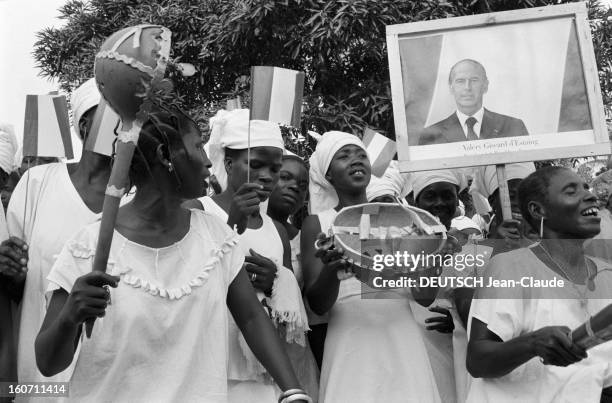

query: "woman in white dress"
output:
467 166 612 402
268 154 320 399
34 109 311 403
0 79 120 395
409 169 470 403
189 109 309 403
301 131 441 403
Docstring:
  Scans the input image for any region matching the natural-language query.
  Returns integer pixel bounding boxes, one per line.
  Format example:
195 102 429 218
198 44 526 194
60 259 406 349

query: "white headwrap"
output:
457 199 466 216
470 190 492 216
308 131 367 214
206 109 284 192
71 78 101 134
470 163 536 199
0 123 18 174
451 215 482 232
13 146 22 171
366 160 411 202
592 170 612 202
411 169 468 201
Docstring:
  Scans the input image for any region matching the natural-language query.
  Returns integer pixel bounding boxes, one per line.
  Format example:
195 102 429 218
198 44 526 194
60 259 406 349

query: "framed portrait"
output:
386 2 609 171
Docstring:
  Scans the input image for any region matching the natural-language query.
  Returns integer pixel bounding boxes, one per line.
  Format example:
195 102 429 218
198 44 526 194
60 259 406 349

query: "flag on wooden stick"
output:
85 98 119 156
249 66 305 127
226 96 242 111
362 127 396 177
23 94 74 159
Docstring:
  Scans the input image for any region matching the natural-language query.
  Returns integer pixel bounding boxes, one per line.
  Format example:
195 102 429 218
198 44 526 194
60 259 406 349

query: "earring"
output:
168 162 173 172
539 216 544 239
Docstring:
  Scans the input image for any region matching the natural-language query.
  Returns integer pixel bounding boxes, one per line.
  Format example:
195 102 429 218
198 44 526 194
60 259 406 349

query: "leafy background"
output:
33 0 612 143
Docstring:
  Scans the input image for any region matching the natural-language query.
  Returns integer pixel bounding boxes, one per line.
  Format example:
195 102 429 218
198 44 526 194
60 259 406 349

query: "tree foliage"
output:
34 0 612 140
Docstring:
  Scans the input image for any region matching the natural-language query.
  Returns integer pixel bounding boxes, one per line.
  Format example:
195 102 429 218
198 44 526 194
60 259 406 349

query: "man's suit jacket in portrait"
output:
417 108 529 146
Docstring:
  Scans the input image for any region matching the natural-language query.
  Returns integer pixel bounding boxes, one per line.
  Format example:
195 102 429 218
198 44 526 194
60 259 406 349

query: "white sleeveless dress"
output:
316 208 442 403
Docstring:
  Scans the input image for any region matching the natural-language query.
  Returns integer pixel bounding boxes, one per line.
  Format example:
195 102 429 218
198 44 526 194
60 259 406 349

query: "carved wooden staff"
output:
85 24 173 337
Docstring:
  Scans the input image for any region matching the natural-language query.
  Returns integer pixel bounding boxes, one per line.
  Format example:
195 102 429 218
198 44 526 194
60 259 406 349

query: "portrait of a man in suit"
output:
418 59 529 145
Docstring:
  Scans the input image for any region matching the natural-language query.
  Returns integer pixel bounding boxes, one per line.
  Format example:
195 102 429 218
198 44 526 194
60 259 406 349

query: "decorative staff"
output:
86 24 192 337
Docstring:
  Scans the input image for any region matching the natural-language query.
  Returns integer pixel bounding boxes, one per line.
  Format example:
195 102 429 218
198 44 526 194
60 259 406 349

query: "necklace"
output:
537 243 594 311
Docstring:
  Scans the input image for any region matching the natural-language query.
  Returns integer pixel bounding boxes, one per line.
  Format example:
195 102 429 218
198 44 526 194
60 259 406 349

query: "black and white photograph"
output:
1 1 612 403
387 3 610 171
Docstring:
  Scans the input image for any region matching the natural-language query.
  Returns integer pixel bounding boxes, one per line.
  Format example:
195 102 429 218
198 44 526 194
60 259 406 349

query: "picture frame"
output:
386 2 609 171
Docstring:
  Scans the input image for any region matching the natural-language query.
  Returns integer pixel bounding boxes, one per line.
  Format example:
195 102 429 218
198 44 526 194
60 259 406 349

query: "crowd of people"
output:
1 76 612 403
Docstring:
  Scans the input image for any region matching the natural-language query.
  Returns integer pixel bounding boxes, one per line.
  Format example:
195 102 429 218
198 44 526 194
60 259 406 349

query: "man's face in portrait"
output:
449 61 489 115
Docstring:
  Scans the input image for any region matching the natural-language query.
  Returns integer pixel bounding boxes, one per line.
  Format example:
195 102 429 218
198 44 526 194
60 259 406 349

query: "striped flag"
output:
363 127 396 177
85 97 119 156
226 96 242 111
23 94 74 159
249 66 304 127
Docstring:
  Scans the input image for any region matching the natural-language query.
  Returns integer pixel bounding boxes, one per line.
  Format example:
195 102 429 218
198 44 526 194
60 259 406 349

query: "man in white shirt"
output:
418 59 529 145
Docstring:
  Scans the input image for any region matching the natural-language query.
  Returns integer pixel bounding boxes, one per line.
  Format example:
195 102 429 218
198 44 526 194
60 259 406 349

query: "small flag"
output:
249 66 305 127
226 96 242 111
362 127 396 177
85 98 119 156
23 94 74 159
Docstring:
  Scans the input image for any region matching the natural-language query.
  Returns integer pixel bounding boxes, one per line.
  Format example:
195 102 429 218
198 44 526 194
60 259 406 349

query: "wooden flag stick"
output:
248 66 255 184
247 119 251 183
495 164 512 221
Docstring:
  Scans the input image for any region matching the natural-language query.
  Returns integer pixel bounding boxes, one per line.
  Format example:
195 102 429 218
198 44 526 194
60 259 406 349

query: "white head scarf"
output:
0 123 18 174
308 131 367 214
451 215 482 233
469 189 492 216
457 199 466 216
366 161 411 202
592 170 612 202
206 109 284 192
411 169 468 201
470 163 536 199
71 78 101 135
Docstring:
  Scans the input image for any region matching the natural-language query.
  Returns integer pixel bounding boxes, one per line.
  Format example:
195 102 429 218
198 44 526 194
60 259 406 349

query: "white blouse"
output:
468 246 612 403
47 209 244 402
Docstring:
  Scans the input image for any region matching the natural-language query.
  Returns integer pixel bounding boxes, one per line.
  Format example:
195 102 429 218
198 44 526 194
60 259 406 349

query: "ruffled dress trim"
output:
65 233 240 301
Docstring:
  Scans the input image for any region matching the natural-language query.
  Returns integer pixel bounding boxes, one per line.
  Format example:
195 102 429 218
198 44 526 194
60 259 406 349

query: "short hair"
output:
129 108 196 188
282 154 309 170
517 166 567 229
448 59 488 85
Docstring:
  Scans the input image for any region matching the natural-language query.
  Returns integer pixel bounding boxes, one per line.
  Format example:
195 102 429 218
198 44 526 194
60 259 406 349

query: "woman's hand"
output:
440 232 463 256
531 326 587 366
59 272 119 328
314 233 350 278
244 249 277 295
0 237 29 299
496 219 522 240
425 306 455 333
227 183 263 234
